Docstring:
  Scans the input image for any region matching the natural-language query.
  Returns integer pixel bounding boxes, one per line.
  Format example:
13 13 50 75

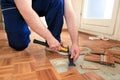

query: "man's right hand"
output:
46 38 61 51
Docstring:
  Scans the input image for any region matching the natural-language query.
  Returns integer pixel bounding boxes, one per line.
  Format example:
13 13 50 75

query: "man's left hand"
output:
70 44 80 61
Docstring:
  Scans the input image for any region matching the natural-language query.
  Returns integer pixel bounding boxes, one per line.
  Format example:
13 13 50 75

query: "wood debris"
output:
84 49 120 67
80 64 100 70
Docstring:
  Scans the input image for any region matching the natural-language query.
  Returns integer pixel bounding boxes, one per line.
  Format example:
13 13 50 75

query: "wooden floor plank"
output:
0 66 14 76
36 68 58 80
14 72 37 80
14 63 32 74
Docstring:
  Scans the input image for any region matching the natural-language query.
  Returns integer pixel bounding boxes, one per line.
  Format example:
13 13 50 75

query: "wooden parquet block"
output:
0 66 14 76
114 57 120 63
84 54 100 62
11 56 34 64
36 68 58 80
61 74 86 80
105 49 120 56
0 58 12 66
30 62 52 71
14 63 32 74
14 51 31 57
14 72 38 80
114 55 120 59
0 75 13 80
82 72 104 80
0 53 15 59
84 54 115 66
59 69 80 79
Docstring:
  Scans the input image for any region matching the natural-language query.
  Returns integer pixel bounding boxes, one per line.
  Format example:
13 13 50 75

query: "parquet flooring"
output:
2 29 120 80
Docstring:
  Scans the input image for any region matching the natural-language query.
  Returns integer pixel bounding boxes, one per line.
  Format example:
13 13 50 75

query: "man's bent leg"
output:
2 9 31 51
45 0 64 42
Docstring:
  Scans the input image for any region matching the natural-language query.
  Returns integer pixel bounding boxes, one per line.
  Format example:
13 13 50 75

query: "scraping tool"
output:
68 47 76 66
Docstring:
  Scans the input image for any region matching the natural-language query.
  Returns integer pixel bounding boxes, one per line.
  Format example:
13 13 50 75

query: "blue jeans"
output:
1 0 64 50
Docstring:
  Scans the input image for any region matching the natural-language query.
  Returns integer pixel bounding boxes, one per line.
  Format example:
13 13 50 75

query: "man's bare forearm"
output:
14 0 54 41
64 0 79 45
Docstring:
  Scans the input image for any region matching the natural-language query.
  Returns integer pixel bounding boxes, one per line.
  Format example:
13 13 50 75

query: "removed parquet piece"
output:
105 49 120 56
84 54 101 63
80 64 100 70
84 54 115 66
114 57 120 64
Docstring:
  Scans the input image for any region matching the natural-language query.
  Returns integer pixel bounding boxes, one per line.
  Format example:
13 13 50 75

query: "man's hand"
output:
47 38 61 51
70 44 80 61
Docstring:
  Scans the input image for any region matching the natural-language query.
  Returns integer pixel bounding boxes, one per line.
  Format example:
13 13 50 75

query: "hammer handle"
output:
33 39 68 52
33 39 49 47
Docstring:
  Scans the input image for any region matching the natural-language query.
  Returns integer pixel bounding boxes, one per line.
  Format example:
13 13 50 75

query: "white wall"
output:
114 3 120 40
63 0 82 29
0 6 4 29
71 0 82 29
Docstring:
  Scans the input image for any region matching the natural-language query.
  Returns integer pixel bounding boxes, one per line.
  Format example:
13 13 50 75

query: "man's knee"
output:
7 31 31 51
10 43 29 51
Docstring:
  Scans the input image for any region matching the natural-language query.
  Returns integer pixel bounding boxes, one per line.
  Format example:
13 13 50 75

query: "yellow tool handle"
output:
60 46 68 52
